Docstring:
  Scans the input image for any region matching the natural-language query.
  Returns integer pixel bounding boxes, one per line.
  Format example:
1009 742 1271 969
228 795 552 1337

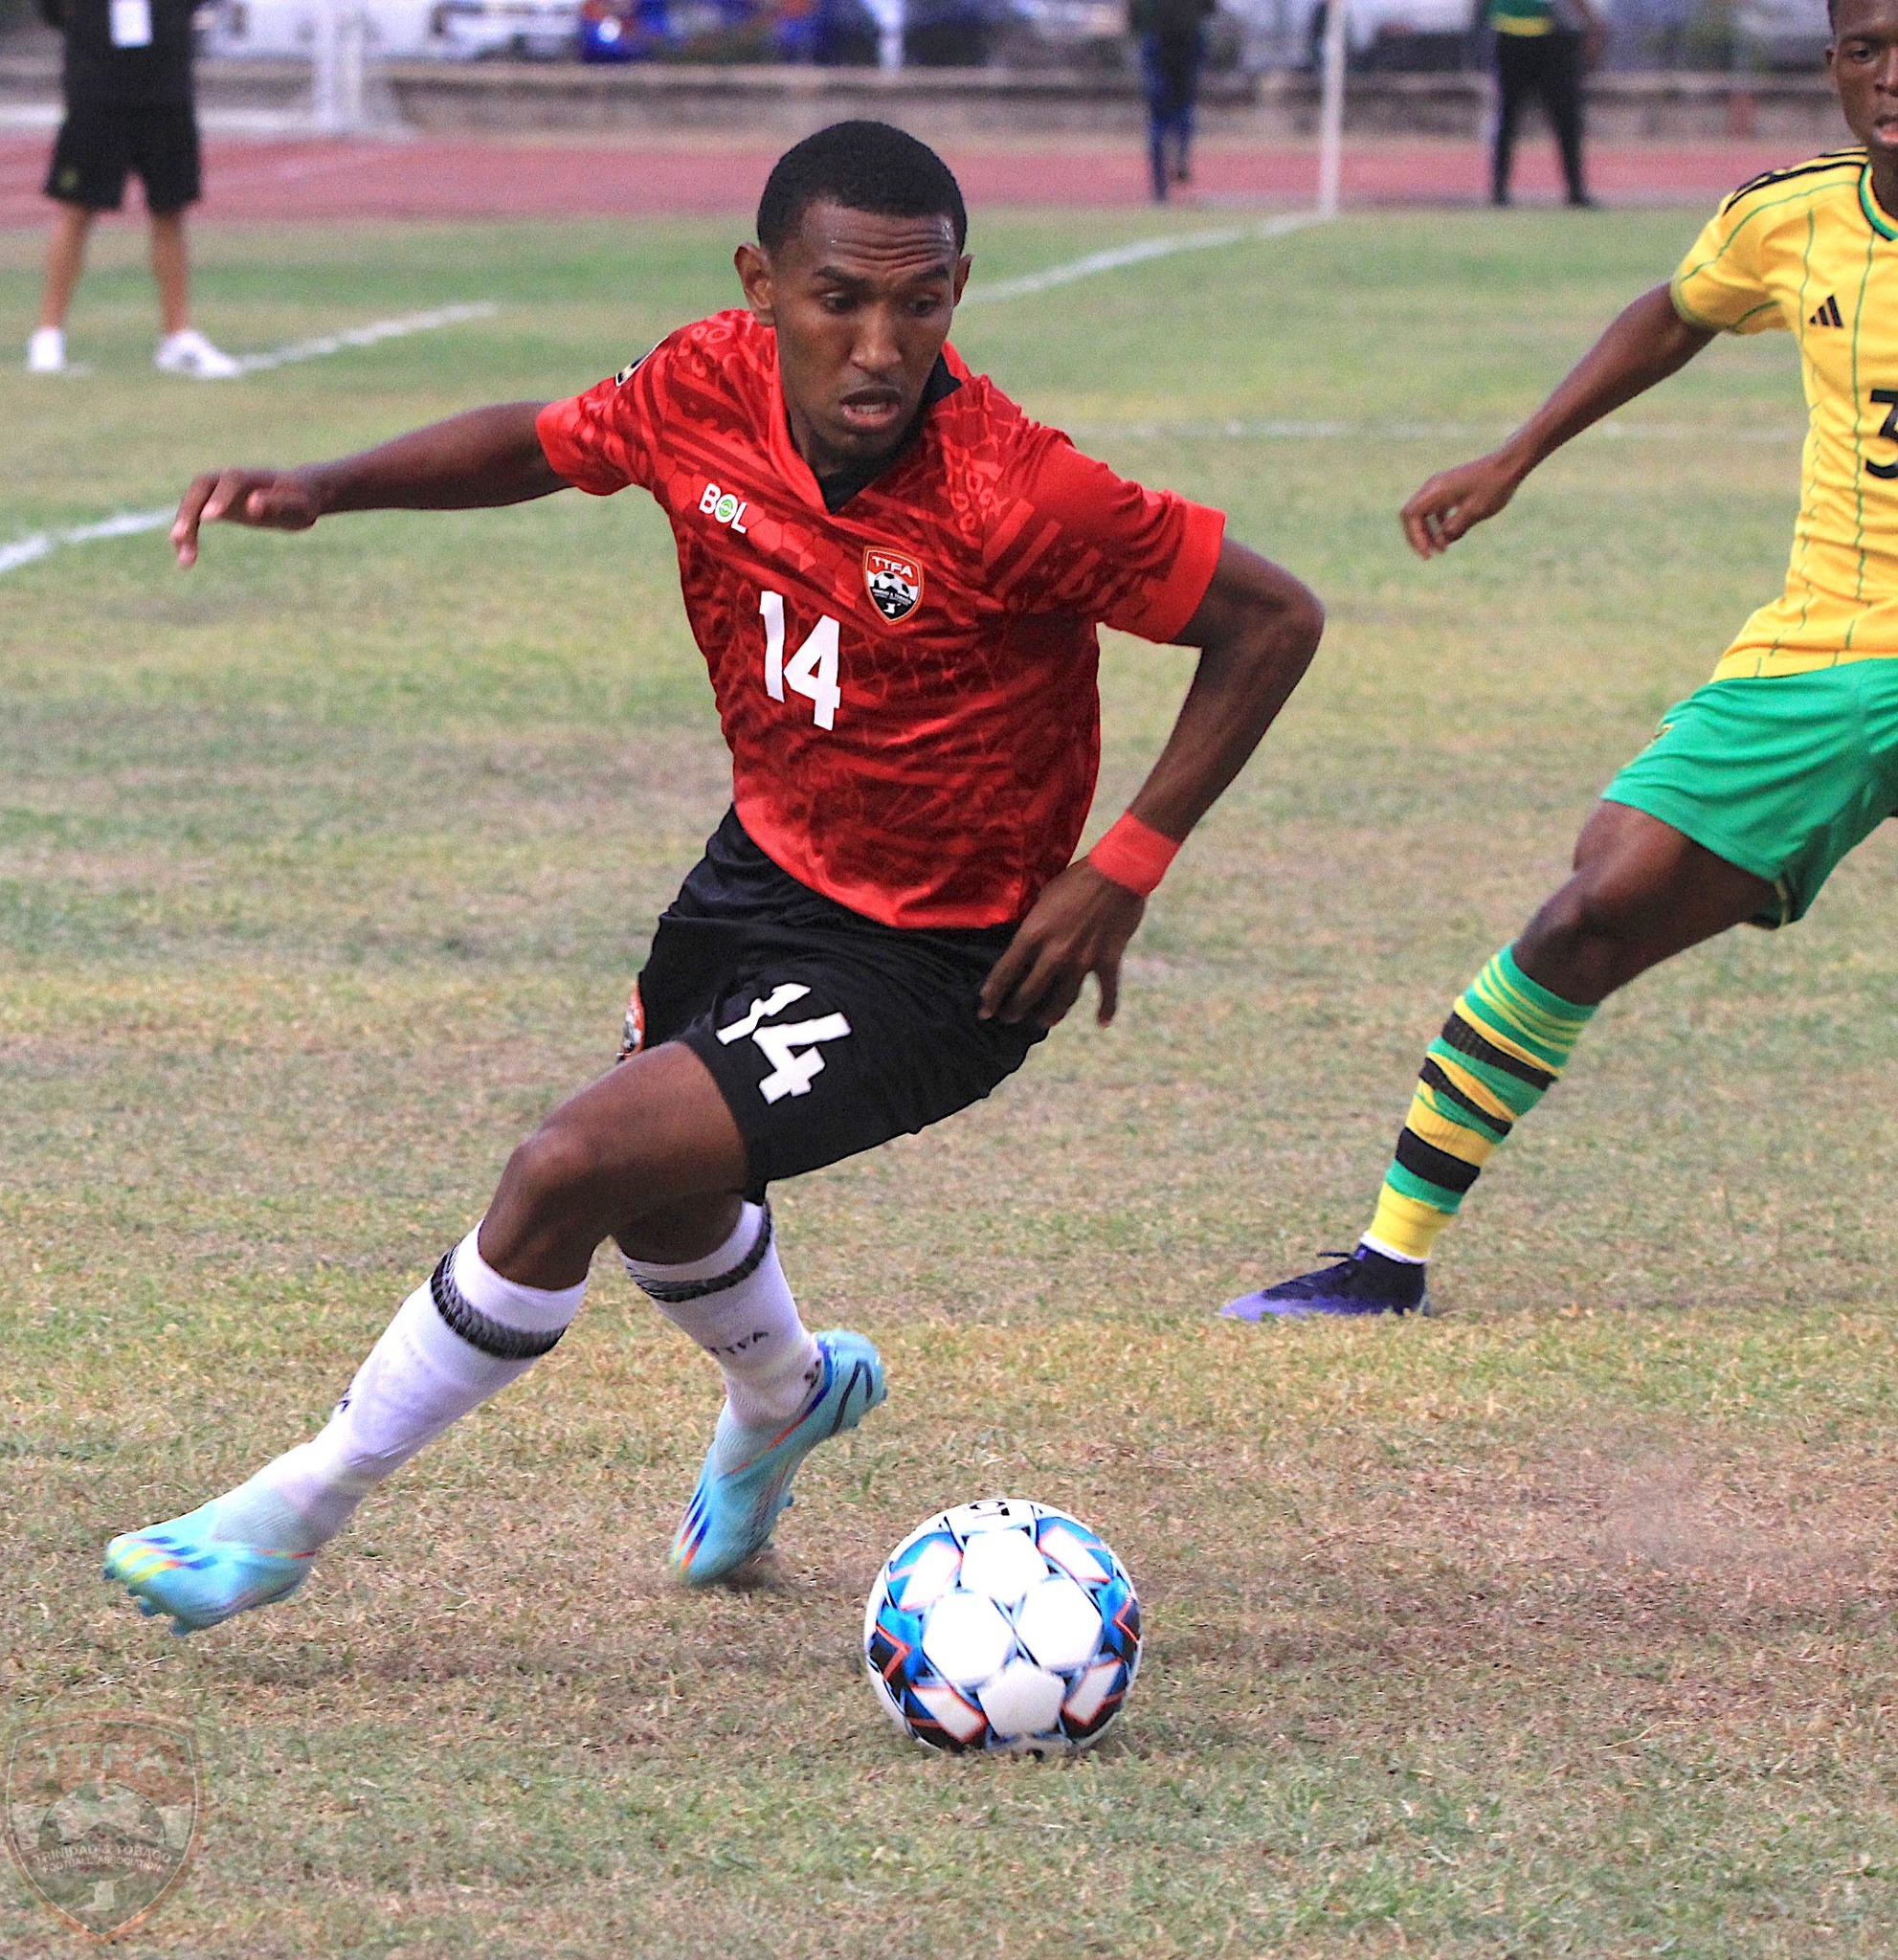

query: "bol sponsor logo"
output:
4 1715 204 1939
863 546 924 623
698 482 750 535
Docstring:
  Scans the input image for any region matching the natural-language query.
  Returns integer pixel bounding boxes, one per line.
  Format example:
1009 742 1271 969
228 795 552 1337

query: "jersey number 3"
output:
1868 390 1898 481
759 591 841 729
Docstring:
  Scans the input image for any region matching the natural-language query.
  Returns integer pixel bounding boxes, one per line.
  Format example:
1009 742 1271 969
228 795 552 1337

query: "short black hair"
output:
756 121 968 256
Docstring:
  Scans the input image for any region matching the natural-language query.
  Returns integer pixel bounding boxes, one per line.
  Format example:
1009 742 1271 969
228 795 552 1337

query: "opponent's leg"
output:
1227 803 1774 1320
105 1043 752 1631
622 1200 884 1583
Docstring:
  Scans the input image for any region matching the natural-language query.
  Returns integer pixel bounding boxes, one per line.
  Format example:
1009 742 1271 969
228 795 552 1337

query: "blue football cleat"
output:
670 1328 885 1586
1222 1246 1431 1322
103 1500 314 1636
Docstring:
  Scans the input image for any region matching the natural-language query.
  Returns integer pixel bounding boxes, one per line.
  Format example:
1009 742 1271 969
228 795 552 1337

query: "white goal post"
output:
310 0 370 134
1316 0 1349 217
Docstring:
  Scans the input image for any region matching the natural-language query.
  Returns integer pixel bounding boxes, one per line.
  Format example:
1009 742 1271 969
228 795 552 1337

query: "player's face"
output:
1830 0 1898 157
736 201 971 478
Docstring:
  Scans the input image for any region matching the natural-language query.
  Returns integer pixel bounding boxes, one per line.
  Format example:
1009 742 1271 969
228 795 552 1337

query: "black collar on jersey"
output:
815 354 963 514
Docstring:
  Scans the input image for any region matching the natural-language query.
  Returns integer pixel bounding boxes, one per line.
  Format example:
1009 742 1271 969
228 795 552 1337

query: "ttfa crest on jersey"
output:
863 547 925 623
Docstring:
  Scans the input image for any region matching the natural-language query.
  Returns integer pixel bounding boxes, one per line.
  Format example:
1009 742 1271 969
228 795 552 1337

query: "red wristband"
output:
1087 812 1180 898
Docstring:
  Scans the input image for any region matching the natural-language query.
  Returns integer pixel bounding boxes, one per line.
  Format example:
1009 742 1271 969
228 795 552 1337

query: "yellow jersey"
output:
1672 149 1898 680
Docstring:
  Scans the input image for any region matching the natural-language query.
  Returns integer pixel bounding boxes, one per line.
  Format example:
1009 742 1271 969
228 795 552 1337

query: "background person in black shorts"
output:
29 0 237 376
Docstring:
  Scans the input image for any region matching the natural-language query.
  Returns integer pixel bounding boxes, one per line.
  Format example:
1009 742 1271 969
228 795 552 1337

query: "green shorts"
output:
1603 663 1898 927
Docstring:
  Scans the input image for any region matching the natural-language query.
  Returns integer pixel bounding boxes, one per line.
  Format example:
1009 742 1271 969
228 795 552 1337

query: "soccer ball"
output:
862 1498 1141 1756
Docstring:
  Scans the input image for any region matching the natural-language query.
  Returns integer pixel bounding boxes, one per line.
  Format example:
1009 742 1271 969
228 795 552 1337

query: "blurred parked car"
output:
201 0 439 56
432 0 581 56
201 0 577 55
741 0 882 61
577 0 670 56
582 0 847 57
1737 0 1827 68
200 0 1254 62
993 0 1123 63
1306 0 1473 69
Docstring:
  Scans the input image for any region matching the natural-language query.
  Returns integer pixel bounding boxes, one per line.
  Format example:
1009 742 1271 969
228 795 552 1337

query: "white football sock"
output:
216 1228 586 1553
622 1202 820 1431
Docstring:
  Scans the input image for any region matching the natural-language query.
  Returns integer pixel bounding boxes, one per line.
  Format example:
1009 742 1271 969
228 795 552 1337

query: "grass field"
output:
4 205 1897 1958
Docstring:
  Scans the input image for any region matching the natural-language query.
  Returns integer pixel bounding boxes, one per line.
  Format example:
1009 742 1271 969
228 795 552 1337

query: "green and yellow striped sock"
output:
1363 945 1596 1263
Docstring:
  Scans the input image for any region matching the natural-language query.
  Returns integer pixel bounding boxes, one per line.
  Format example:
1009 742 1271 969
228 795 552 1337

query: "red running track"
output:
0 131 1820 229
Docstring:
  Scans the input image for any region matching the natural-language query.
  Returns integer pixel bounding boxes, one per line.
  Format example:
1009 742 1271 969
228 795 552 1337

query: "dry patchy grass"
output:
2 210 1896 1956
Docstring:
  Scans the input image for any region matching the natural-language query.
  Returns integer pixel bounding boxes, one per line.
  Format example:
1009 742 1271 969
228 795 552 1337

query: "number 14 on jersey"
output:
759 590 841 731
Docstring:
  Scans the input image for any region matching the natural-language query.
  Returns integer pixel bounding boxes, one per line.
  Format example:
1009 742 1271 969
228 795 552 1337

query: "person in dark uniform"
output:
1487 0 1605 210
29 0 237 375
1130 0 1217 203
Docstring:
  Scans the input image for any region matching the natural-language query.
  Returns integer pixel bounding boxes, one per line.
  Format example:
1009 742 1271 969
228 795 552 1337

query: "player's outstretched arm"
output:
171 402 565 568
1401 283 1714 559
979 538 1323 1031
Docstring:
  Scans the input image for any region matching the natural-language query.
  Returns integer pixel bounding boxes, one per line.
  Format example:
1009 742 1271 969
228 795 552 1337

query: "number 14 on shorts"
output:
717 982 853 1102
760 592 841 730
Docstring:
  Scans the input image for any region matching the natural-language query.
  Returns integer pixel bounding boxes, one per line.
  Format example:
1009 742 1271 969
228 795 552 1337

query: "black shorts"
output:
625 810 1044 1197
45 100 201 214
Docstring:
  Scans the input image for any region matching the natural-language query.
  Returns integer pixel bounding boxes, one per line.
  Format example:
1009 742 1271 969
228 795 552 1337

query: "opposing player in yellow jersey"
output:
1228 0 1898 1319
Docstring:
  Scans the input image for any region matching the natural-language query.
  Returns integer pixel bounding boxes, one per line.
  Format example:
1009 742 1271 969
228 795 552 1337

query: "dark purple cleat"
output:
1222 1245 1431 1322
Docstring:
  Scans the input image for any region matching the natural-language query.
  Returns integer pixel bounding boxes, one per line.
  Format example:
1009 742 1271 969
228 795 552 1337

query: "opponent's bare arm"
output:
979 538 1323 1030
1401 283 1714 559
171 402 565 568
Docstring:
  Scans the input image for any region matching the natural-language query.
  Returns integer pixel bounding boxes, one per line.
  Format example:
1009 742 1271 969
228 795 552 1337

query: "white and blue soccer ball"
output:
862 1498 1141 1756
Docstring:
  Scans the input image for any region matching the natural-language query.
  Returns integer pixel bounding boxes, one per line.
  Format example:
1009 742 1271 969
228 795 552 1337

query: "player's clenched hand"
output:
172 468 323 568
978 861 1146 1031
1399 453 1523 560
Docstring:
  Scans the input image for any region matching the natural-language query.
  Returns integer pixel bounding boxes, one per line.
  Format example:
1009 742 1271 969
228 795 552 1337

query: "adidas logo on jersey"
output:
1810 294 1844 328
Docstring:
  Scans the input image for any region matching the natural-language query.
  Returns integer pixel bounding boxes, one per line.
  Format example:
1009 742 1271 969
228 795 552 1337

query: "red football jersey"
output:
536 309 1224 930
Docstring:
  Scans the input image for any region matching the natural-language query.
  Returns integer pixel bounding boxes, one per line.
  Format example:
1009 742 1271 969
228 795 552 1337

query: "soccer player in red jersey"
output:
105 121 1324 1634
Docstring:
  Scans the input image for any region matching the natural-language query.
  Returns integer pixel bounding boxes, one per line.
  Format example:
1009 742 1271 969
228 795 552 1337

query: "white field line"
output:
962 209 1330 307
2 302 499 579
0 507 172 577
233 301 497 373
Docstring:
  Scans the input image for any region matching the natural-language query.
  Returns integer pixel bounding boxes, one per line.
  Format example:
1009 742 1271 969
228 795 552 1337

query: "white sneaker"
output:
27 326 65 374
154 328 241 379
